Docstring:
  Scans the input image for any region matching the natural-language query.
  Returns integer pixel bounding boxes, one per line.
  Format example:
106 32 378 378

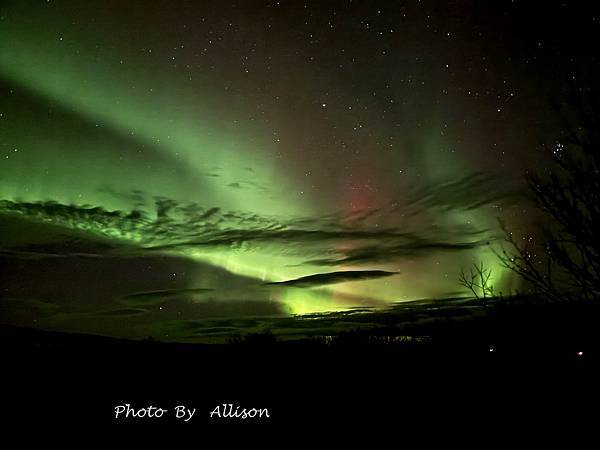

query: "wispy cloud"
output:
264 270 399 288
120 287 215 305
397 171 523 213
304 239 488 266
0 171 515 268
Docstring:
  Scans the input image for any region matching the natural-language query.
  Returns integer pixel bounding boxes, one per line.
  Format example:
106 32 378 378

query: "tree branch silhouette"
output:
459 261 495 306
496 82 600 301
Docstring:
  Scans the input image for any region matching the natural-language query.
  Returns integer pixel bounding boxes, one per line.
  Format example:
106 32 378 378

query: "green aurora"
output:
0 0 536 341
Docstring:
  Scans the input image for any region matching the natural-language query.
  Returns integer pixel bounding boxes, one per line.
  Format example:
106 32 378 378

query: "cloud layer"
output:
0 170 520 341
264 270 399 288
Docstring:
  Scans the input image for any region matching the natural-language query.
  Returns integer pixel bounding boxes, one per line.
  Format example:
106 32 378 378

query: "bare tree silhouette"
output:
496 83 600 301
458 261 495 306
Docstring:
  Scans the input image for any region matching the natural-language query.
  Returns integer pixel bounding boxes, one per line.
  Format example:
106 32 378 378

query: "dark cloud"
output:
304 239 488 266
226 180 270 193
264 270 399 288
0 172 512 272
96 308 148 317
198 207 220 220
0 213 130 258
97 186 147 207
120 287 214 305
397 172 524 215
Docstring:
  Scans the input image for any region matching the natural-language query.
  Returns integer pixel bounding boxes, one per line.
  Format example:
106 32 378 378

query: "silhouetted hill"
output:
2 297 600 431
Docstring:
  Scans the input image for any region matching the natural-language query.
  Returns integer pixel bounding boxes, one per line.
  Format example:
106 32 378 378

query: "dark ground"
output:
2 297 600 434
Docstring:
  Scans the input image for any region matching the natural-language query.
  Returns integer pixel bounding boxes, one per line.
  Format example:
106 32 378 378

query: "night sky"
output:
1 0 598 341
